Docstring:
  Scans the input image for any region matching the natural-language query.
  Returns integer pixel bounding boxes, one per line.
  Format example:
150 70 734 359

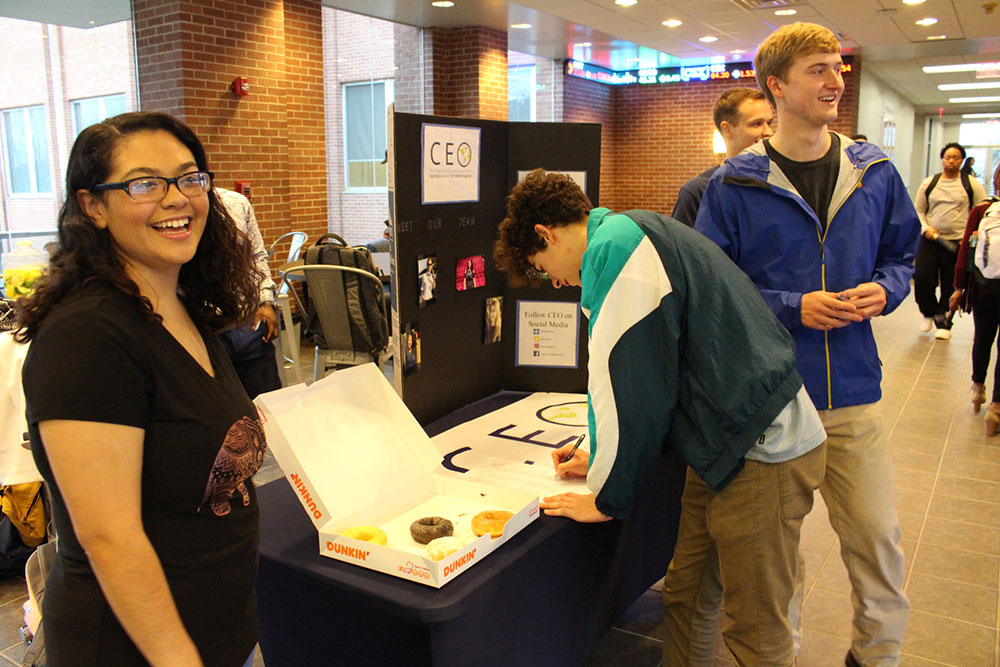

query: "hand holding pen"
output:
551 434 588 479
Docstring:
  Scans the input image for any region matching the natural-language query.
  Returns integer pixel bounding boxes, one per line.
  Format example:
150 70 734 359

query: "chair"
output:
267 232 309 297
278 264 390 382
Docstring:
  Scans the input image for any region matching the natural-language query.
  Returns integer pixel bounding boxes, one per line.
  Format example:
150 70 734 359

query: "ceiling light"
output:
430 0 454 6
902 0 926 4
662 19 683 27
774 9 797 16
509 23 531 29
615 0 638 6
963 113 1000 119
926 34 947 40
731 49 746 55
938 82 1000 91
948 96 1000 103
915 17 938 25
575 42 592 47
923 62 1000 73
699 35 718 43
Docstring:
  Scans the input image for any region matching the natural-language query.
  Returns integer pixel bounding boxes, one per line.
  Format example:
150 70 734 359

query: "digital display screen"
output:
565 58 852 86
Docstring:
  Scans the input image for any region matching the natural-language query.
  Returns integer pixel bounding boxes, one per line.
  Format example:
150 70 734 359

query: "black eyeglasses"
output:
91 171 214 202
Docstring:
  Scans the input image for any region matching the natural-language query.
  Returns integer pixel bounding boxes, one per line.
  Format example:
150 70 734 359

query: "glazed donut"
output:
341 525 387 545
409 516 454 544
471 510 514 538
426 536 466 561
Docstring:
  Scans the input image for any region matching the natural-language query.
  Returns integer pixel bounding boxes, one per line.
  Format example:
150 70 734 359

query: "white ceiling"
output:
4 0 999 117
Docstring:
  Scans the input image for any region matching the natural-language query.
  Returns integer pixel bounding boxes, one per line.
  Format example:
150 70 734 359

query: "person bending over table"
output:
493 169 827 666
16 111 267 667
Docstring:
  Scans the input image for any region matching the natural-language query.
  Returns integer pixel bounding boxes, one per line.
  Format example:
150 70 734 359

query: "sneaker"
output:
919 317 933 332
935 328 952 340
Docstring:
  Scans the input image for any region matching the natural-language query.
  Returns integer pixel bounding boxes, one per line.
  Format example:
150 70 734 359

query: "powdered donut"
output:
471 510 514 538
425 536 466 561
409 516 454 544
341 525 387 545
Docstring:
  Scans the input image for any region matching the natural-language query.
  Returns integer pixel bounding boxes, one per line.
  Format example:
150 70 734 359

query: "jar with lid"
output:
2 241 48 299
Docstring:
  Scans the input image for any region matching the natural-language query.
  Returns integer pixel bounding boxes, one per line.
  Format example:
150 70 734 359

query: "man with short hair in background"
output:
696 22 918 666
670 87 774 226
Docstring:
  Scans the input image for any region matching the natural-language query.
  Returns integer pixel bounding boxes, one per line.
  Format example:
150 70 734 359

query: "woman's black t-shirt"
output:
22 282 265 666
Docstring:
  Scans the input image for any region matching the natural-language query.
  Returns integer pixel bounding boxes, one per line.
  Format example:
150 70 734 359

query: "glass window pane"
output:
373 83 386 157
3 110 29 194
29 106 51 193
508 66 534 122
105 94 126 117
346 84 375 161
73 98 101 135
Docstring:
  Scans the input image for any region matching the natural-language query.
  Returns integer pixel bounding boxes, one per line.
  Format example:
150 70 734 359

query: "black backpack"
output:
303 234 388 356
924 171 975 209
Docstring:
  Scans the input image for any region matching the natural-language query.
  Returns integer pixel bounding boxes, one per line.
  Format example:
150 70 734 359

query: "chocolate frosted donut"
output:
409 516 454 544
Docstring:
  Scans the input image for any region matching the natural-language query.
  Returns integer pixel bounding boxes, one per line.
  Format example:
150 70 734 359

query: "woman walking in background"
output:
951 162 1000 434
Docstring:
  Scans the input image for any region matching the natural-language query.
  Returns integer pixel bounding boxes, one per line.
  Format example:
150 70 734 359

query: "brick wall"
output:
562 60 860 214
132 0 328 264
322 7 396 245
428 27 508 121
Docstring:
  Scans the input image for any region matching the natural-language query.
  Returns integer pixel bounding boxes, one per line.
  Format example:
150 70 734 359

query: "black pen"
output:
562 433 586 463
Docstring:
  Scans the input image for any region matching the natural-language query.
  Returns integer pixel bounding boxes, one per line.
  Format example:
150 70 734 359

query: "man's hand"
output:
539 492 612 523
838 282 887 319
551 443 589 479
800 291 863 330
254 305 279 342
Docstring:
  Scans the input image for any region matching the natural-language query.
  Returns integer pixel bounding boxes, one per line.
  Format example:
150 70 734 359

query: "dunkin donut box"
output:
254 364 540 588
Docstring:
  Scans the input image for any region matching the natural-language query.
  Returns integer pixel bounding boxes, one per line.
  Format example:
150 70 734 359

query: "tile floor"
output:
0 291 997 666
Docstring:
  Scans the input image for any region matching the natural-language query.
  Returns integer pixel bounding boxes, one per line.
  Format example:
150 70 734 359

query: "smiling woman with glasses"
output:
14 112 266 667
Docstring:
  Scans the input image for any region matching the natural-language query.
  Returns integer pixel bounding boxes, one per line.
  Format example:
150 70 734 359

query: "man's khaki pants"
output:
662 443 826 666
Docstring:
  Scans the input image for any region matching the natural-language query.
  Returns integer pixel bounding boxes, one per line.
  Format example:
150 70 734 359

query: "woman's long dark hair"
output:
14 111 262 341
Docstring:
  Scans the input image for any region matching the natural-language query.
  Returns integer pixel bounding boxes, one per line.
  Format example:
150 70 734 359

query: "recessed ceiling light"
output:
915 17 938 26
662 19 683 27
948 96 1000 104
926 34 947 40
963 113 1000 119
615 0 638 6
923 62 999 73
575 42 592 47
699 35 718 43
731 49 746 55
902 0 926 4
774 9 797 16
509 23 532 29
939 82 1000 91
430 1 454 7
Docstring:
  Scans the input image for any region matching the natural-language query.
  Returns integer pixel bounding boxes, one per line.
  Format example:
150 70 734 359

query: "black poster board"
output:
389 111 601 425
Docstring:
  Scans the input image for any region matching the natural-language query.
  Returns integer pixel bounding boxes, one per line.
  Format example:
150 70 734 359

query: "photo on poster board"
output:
403 321 421 374
515 300 580 368
456 255 485 291
484 296 502 344
417 253 437 307
421 123 481 204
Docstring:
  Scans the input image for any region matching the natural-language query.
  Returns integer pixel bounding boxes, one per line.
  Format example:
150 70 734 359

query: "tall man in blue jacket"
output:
695 22 919 666
496 169 827 664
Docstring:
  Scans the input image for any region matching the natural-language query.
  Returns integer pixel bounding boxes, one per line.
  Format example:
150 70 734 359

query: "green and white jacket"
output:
581 208 805 519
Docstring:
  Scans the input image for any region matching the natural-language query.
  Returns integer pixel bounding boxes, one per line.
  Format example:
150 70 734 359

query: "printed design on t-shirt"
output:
201 416 267 516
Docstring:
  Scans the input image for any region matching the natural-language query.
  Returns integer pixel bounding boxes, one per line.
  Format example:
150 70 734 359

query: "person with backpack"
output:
950 162 1000 433
914 142 987 339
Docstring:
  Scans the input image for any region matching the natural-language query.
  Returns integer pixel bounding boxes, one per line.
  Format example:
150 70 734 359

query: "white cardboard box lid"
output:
255 364 443 527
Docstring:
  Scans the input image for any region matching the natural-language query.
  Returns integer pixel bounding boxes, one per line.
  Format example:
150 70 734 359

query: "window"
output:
959 122 1000 195
72 94 127 136
344 80 392 190
508 65 536 122
2 105 51 195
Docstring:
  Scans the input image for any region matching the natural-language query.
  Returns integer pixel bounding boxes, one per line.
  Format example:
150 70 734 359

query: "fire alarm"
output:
231 76 250 97
234 180 252 199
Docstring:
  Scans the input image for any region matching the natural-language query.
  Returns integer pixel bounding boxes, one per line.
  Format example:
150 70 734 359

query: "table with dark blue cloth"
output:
256 391 686 667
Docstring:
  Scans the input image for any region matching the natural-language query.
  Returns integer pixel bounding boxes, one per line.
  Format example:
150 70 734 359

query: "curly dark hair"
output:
940 142 966 160
494 169 591 287
14 111 261 342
